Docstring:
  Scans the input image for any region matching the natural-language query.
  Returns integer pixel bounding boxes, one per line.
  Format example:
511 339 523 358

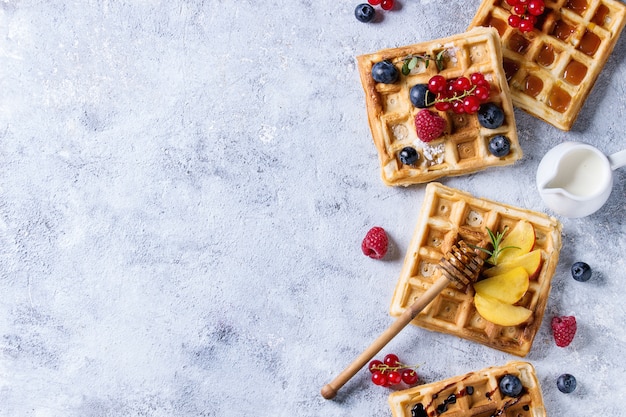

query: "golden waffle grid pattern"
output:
357 27 521 186
470 0 626 131
389 183 562 357
388 361 546 417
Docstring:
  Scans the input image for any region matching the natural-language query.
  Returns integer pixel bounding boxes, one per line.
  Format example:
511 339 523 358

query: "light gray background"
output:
1 1 624 416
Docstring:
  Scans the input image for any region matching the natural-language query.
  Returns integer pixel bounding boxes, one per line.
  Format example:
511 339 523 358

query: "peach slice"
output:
489 220 535 265
474 293 533 327
483 249 543 280
473 266 529 304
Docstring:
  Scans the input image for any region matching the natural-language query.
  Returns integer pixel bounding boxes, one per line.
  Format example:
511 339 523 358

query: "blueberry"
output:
488 135 511 157
354 3 375 23
410 84 436 108
372 60 399 84
557 374 577 393
399 147 419 165
499 374 523 397
478 103 505 129
571 261 592 282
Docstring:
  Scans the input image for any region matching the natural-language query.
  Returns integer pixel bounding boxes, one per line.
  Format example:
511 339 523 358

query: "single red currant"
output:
470 72 485 86
401 368 419 385
452 100 465 114
518 18 534 32
463 95 481 113
476 79 490 88
369 359 383 373
387 370 402 385
435 101 452 112
506 0 520 5
428 75 446 94
371 371 387 386
453 77 471 92
381 0 394 10
513 4 527 14
474 85 490 101
368 0 382 4
508 14 522 28
527 0 545 15
384 353 400 367
445 81 457 97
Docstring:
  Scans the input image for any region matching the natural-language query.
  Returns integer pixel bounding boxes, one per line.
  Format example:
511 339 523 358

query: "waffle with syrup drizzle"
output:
388 361 546 417
389 183 562 357
356 27 521 186
469 0 626 131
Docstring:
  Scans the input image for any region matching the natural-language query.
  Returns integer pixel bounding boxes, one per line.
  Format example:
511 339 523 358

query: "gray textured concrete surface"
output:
0 1 624 416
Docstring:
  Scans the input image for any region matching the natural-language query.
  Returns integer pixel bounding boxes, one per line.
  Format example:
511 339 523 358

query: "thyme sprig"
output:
471 226 520 265
398 50 446 75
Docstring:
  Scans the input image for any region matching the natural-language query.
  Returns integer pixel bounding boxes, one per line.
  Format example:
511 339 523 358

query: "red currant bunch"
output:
368 353 420 388
368 0 395 11
426 72 491 115
506 0 545 33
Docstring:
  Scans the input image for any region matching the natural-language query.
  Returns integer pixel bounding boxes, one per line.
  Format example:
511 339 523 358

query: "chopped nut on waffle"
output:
469 0 626 130
388 361 546 417
357 27 521 186
389 183 562 357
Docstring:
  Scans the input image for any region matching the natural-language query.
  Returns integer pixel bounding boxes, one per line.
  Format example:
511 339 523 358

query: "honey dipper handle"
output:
320 275 451 400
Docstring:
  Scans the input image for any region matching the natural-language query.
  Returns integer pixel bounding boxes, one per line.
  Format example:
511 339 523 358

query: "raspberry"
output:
551 316 577 347
362 226 388 259
414 109 446 142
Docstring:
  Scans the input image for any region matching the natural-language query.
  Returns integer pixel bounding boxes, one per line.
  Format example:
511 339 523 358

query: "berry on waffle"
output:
388 361 546 417
357 27 522 186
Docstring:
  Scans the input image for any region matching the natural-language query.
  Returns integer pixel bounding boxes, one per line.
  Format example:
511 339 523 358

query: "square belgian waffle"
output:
356 27 521 186
388 361 546 417
469 0 626 131
389 183 562 357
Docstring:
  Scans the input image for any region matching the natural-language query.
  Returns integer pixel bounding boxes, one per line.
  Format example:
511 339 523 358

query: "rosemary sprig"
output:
471 226 520 265
399 50 446 75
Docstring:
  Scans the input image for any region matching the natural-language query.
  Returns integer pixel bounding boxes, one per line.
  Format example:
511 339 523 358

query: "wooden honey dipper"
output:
321 240 486 400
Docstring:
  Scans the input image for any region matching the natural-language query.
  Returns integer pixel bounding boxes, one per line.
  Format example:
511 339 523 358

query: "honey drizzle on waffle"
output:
470 0 626 130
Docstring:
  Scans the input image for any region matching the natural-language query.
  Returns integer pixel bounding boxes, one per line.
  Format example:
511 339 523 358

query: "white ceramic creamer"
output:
536 142 626 218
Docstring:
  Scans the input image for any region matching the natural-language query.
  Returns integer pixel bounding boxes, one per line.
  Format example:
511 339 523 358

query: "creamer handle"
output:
608 149 626 171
